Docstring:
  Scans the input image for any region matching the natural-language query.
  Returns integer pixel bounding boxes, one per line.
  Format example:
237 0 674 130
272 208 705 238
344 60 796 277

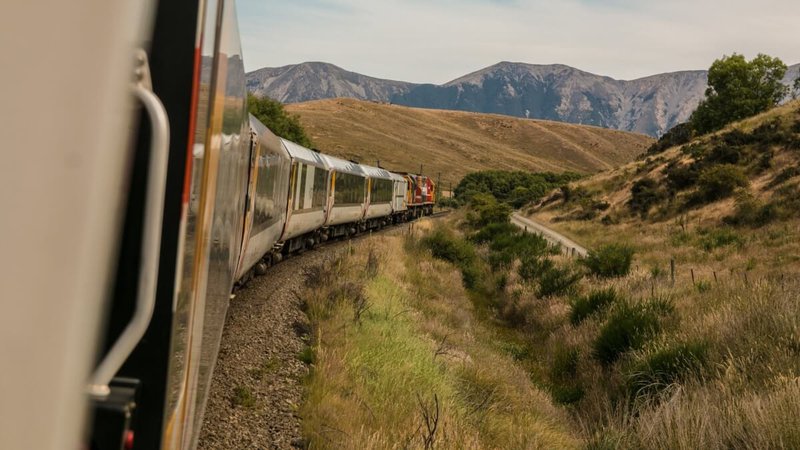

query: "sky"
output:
236 0 800 84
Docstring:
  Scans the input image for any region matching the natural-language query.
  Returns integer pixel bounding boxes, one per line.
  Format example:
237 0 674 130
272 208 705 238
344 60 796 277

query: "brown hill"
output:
285 98 653 188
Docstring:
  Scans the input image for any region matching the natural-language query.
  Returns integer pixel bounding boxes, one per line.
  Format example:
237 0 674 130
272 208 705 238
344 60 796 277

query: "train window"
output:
312 167 328 208
297 163 308 209
370 178 393 203
334 172 365 205
251 152 282 234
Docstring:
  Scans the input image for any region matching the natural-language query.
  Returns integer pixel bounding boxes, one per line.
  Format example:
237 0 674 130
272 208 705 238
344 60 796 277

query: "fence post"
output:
713 271 718 284
670 258 675 286
690 268 695 284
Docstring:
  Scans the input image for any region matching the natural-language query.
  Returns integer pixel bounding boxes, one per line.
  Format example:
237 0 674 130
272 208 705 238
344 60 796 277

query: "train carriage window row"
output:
334 172 366 206
370 178 393 203
291 163 329 211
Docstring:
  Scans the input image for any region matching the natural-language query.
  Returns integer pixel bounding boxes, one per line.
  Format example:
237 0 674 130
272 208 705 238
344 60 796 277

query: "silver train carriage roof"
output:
360 164 394 181
280 138 329 168
322 154 366 177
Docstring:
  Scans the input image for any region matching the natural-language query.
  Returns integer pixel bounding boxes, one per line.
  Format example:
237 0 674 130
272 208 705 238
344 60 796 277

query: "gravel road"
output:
510 212 588 257
196 246 335 449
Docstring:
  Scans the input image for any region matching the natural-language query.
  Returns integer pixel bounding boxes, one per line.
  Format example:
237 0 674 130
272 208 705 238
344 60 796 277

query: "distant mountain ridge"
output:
246 61 800 137
246 61 417 103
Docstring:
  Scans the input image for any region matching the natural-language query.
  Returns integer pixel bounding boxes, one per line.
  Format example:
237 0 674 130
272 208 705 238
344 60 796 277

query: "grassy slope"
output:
515 101 800 448
286 98 653 187
299 223 580 449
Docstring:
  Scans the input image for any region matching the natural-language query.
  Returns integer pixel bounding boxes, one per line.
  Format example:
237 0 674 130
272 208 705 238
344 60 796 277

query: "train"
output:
233 122 435 287
2 1 437 450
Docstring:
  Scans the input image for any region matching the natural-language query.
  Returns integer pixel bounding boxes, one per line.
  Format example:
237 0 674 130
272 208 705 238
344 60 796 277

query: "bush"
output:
629 177 665 217
436 196 460 208
470 222 519 244
593 300 671 366
551 384 585 405
421 227 476 266
695 164 749 202
248 94 314 147
537 265 582 298
646 122 693 155
518 254 555 282
421 227 485 290
724 194 776 227
626 341 707 398
664 161 701 191
697 228 744 251
570 288 619 325
454 170 581 205
582 244 635 278
549 346 584 405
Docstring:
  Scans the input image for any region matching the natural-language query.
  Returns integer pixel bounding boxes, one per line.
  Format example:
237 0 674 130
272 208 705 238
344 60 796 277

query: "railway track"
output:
200 210 450 448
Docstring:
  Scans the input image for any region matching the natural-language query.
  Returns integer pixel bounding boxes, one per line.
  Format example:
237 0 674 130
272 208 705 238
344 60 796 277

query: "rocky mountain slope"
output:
247 62 800 137
246 62 416 103
284 98 653 187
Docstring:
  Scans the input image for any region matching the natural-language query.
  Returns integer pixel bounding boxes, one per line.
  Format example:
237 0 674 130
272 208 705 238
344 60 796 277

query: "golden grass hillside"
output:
501 101 800 448
526 100 800 278
286 98 653 187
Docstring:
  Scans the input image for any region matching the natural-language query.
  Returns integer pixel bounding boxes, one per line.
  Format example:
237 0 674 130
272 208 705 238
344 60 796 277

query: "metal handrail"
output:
88 50 170 398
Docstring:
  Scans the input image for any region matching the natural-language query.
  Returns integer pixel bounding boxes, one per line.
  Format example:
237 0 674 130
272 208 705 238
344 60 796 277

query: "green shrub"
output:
248 94 313 147
421 227 476 266
706 143 744 164
518 255 555 282
297 346 315 365
626 341 707 398
548 346 584 405
697 228 744 251
231 386 256 408
593 300 671 366
724 194 778 227
550 346 579 381
628 177 665 217
664 161 701 191
582 244 635 278
436 196 460 208
570 288 619 325
537 265 582 298
646 122 693 155
551 384 585 405
421 227 483 289
471 222 519 244
454 170 581 205
695 164 749 202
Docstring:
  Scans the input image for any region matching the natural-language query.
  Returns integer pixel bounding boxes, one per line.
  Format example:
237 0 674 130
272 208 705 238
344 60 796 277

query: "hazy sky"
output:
236 0 799 84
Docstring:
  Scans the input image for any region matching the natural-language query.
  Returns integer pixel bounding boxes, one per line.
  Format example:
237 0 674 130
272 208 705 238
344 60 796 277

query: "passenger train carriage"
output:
2 1 434 449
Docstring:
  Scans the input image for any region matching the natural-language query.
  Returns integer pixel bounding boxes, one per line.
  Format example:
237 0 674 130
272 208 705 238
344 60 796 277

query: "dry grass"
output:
286 98 653 187
298 227 580 449
504 102 800 448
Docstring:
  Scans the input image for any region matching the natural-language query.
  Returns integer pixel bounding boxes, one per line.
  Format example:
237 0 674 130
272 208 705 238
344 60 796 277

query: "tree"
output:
793 76 800 100
247 94 314 147
690 54 788 134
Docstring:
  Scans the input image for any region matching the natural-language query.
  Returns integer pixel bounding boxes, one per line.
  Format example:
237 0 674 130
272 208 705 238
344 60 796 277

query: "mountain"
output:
246 62 416 103
284 98 653 187
248 61 800 137
392 62 708 137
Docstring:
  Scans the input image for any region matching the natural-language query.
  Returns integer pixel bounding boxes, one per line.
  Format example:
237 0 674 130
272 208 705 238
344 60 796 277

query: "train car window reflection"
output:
334 172 365 206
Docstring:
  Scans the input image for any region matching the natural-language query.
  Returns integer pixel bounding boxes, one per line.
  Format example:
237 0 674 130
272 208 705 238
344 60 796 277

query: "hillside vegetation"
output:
506 100 800 447
285 98 652 187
